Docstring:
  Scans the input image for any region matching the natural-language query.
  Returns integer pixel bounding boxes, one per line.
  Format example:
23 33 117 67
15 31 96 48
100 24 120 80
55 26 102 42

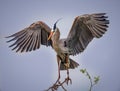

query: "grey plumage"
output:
6 13 109 70
66 13 109 55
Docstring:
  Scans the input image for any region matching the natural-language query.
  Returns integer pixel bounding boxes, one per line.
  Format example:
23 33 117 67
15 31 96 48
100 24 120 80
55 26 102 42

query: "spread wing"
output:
6 21 52 52
66 13 109 55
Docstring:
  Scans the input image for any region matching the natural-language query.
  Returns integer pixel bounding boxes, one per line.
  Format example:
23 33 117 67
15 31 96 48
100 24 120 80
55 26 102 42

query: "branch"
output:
80 69 100 91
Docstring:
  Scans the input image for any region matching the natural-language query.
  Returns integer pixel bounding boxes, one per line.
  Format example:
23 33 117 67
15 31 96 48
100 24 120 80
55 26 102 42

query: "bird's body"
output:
6 13 109 89
50 28 79 70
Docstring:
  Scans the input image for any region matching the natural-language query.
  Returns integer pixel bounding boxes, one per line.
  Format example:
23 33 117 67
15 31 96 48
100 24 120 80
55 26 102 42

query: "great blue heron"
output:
6 13 109 89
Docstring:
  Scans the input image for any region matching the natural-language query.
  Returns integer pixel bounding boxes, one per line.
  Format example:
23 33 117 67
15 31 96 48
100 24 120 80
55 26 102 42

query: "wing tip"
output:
5 35 14 38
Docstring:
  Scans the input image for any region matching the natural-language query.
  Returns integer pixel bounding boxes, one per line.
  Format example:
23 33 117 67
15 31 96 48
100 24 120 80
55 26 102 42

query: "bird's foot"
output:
46 76 72 91
46 80 67 91
65 76 72 85
46 81 60 91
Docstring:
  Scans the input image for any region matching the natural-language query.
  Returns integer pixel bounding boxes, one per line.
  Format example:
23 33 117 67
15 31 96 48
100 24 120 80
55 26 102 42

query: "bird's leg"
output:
65 54 72 85
46 55 71 91
48 55 61 90
54 55 61 85
47 55 69 91
65 68 72 85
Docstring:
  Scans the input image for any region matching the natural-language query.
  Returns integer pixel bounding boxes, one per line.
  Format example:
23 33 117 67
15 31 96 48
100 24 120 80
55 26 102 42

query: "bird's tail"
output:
60 58 79 70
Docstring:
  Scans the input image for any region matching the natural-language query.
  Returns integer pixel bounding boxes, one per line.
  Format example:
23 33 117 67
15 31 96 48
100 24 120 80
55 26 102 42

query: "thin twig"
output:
80 69 100 91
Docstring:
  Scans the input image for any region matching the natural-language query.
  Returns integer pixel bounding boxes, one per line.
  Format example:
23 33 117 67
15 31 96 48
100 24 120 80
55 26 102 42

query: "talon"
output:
69 78 72 84
65 76 72 85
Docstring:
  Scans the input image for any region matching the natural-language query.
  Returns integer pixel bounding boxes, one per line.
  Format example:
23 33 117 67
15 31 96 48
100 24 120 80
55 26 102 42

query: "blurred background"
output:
0 0 120 91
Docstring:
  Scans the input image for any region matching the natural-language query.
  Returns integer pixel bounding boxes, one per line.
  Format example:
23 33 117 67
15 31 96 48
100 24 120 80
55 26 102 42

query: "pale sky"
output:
0 0 120 91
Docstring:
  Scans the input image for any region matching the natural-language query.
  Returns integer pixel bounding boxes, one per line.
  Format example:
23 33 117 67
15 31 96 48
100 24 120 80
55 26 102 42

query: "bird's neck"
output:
51 29 60 47
51 33 59 45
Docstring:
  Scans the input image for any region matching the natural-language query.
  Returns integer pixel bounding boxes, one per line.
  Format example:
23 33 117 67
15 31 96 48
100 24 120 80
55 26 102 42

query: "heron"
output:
6 13 109 89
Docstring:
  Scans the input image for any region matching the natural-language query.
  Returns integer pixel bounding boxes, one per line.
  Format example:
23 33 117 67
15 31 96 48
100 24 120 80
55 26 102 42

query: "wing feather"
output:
6 21 52 52
66 13 109 55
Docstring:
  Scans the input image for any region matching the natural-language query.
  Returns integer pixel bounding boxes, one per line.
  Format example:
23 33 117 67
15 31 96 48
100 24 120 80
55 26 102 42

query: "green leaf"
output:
94 76 100 84
80 69 86 74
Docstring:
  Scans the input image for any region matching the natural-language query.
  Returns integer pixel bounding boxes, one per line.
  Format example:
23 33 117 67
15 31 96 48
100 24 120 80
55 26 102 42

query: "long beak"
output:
48 31 54 40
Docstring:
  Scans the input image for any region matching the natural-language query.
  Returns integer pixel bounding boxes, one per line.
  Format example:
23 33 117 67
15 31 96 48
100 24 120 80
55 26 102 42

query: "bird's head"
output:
48 18 62 40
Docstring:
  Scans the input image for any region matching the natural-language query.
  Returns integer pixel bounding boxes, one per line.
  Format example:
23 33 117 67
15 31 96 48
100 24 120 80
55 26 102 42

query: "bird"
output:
6 13 109 88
